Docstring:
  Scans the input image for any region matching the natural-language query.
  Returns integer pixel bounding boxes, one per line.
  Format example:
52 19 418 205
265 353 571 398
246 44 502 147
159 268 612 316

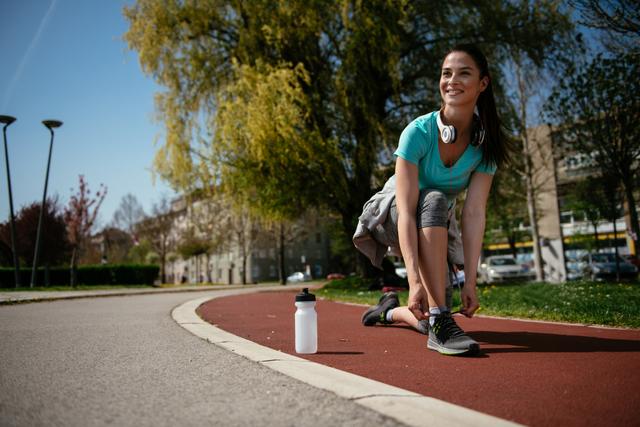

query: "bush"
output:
0 264 159 287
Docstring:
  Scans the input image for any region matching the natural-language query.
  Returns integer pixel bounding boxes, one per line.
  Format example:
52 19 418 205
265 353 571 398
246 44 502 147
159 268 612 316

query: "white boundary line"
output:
172 291 522 427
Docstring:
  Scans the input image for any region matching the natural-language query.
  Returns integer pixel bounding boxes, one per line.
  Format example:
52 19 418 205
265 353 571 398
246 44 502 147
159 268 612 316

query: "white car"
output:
479 255 534 284
287 271 311 282
393 262 407 278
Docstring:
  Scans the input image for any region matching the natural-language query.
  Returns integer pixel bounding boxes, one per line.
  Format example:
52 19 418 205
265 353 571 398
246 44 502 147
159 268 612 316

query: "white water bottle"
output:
295 288 317 354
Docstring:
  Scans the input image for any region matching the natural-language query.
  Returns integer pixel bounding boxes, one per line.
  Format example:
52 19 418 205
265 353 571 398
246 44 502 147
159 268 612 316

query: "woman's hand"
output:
460 285 479 318
408 285 428 320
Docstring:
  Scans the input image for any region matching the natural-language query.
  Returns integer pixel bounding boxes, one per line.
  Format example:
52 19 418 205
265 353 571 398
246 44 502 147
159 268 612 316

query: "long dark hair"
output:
444 44 510 169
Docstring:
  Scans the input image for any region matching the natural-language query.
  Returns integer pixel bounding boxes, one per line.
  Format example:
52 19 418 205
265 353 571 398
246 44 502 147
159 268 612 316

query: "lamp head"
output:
0 115 17 125
42 120 63 130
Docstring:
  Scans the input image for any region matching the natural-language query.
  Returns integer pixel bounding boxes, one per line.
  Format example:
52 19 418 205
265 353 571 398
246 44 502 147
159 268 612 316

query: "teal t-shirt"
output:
394 111 496 204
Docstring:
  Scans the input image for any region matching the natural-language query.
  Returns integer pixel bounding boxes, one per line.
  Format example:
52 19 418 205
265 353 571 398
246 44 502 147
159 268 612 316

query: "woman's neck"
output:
442 105 474 135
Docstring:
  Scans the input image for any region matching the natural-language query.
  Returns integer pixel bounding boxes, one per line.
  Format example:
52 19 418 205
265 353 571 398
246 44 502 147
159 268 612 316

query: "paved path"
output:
199 290 640 427
0 284 250 304
0 288 403 427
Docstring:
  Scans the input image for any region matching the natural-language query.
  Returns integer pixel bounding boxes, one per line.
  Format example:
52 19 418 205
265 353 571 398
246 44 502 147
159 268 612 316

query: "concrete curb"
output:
173 291 522 427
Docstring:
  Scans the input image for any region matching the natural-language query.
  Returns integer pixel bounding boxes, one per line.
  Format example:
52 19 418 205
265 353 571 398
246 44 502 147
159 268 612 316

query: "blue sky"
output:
0 0 174 227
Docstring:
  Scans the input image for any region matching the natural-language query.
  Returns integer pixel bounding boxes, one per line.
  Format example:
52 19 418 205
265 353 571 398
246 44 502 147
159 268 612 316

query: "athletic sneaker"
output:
427 311 480 356
361 291 400 326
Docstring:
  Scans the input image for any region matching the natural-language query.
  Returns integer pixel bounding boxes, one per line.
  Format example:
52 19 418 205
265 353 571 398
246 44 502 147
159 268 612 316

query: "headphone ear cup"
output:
471 112 485 146
437 110 456 144
441 125 456 144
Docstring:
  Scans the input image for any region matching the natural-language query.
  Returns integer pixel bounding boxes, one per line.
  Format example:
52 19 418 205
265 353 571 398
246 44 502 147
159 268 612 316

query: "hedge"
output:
0 264 160 287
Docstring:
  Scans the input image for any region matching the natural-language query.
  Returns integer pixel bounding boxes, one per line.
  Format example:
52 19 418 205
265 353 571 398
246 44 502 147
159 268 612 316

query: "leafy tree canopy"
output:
124 0 575 254
545 52 640 249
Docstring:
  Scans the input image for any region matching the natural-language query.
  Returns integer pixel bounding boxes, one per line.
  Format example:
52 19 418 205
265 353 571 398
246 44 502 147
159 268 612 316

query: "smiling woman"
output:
355 44 513 357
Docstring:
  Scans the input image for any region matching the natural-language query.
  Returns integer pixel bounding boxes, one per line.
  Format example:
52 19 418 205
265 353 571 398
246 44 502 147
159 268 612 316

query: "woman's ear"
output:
480 76 489 92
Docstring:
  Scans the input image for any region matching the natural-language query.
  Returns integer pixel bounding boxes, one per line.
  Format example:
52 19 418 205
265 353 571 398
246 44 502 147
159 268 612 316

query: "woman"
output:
356 44 510 356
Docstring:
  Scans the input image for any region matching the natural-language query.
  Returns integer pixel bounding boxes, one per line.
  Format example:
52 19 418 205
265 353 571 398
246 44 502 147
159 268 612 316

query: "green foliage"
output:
177 230 211 259
214 62 330 221
485 166 529 253
546 52 640 247
0 265 160 287
124 0 576 270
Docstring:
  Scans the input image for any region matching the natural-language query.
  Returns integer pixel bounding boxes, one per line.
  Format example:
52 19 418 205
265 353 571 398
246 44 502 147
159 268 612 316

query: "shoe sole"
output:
361 294 399 326
427 339 480 356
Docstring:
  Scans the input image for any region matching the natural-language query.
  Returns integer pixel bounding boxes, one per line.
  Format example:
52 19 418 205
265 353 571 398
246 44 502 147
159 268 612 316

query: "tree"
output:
546 52 640 255
136 197 175 284
112 193 145 237
570 0 640 54
485 167 530 258
124 0 575 274
63 176 107 287
564 176 605 251
0 198 69 268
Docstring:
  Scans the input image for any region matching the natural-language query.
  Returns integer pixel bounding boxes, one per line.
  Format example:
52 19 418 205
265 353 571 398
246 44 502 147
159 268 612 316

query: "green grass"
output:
317 277 640 328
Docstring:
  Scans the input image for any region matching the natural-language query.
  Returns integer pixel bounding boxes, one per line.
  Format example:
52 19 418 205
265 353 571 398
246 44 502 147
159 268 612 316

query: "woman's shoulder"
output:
401 111 438 140
406 111 437 131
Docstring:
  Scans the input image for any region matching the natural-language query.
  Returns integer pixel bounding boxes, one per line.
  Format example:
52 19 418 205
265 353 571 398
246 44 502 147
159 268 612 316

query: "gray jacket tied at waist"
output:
352 175 464 269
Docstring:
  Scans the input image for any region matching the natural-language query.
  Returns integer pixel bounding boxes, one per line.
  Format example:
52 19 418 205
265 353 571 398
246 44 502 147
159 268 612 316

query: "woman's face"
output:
439 51 488 108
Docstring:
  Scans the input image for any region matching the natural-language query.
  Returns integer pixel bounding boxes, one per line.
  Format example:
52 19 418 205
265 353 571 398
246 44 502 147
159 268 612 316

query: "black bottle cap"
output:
295 288 316 302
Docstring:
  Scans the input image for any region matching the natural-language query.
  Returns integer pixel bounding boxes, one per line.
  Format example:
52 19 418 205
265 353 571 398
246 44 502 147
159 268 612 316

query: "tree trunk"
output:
622 178 640 256
508 232 517 258
242 253 248 285
515 59 544 282
206 253 211 283
279 224 286 285
70 246 78 288
524 156 544 282
612 210 621 282
591 221 600 251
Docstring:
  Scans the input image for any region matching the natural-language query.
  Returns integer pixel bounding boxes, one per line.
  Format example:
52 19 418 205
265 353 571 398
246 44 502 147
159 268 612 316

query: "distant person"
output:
354 44 511 356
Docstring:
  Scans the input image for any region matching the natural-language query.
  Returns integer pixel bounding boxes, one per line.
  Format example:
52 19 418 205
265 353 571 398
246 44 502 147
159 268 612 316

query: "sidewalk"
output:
0 282 308 304
197 289 640 427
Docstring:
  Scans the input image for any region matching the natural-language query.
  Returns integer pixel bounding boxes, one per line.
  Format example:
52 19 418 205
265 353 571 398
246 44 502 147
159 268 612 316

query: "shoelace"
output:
432 312 466 340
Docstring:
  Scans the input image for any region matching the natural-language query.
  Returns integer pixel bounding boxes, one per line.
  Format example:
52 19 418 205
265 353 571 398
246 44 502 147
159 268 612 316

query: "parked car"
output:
565 257 584 281
622 254 640 269
450 269 465 287
478 255 535 284
287 271 311 282
579 253 638 281
393 261 407 279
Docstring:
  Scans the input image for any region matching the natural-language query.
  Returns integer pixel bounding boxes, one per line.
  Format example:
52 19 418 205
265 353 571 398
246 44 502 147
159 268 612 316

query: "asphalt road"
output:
0 290 404 427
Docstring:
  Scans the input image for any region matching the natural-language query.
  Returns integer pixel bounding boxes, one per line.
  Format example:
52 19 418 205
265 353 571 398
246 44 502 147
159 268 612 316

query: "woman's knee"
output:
417 190 448 228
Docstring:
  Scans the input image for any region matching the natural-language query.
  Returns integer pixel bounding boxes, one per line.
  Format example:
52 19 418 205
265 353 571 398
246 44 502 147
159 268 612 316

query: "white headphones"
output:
436 106 485 146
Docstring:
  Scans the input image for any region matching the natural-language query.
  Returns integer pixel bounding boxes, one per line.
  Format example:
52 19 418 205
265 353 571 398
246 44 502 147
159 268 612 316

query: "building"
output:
485 123 638 282
164 196 332 285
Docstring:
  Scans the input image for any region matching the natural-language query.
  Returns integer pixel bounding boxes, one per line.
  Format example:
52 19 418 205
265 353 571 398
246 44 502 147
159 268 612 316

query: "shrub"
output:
0 264 159 287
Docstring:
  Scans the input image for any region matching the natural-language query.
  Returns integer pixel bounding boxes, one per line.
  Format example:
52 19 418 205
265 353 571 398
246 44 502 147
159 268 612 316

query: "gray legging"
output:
373 188 454 309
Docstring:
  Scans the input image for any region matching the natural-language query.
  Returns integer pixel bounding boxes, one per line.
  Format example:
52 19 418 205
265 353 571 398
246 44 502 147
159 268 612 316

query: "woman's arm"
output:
460 171 494 317
395 157 427 319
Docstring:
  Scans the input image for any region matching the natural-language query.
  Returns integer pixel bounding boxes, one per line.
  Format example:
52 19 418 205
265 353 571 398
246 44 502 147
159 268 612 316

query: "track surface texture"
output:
198 291 640 427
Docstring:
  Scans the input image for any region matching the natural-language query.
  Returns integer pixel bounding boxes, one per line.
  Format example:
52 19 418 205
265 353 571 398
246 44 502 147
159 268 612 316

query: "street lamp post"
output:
0 115 20 287
30 119 63 288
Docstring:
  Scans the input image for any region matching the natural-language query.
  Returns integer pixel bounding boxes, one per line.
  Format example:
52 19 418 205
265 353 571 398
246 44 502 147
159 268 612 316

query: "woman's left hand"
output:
460 285 479 318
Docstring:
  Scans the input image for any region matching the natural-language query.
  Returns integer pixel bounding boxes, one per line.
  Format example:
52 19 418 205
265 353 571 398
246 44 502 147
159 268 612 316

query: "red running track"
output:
197 291 640 427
